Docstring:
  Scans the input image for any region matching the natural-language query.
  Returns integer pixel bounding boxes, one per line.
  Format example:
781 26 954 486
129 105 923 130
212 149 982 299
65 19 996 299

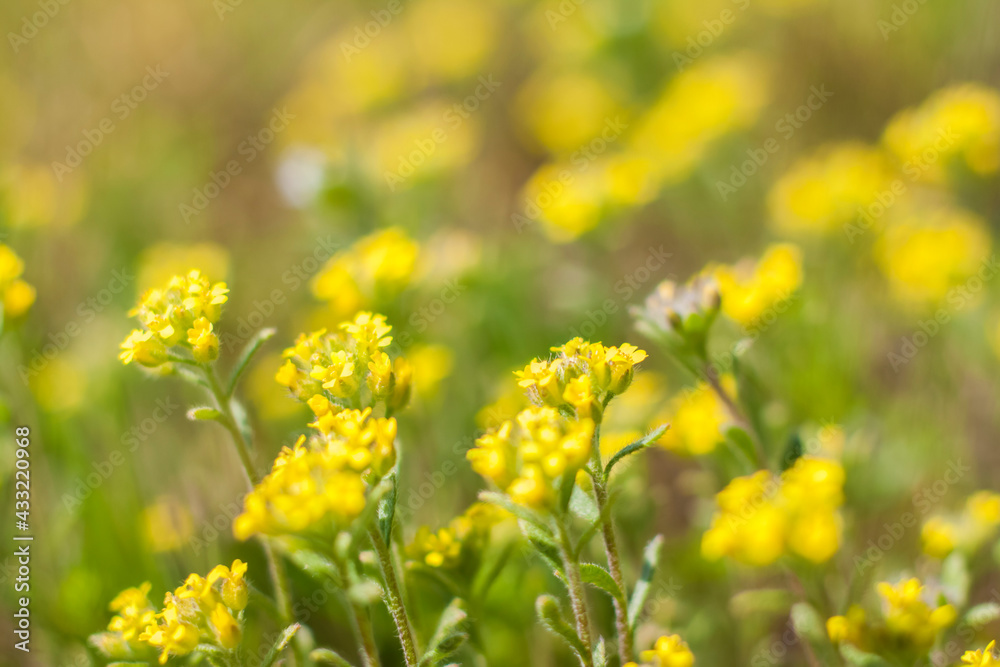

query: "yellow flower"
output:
468 406 594 510
187 317 219 363
768 143 891 235
629 54 768 185
209 603 242 650
516 69 624 154
107 583 156 643
967 491 1000 527
877 578 956 648
639 634 696 667
122 269 229 366
962 640 1000 666
515 337 648 421
235 410 396 540
278 313 410 413
826 605 866 647
139 599 201 665
884 83 1000 181
0 244 35 318
208 559 249 611
712 243 802 328
873 208 990 305
702 457 844 565
406 503 507 569
406 0 497 82
921 516 957 559
119 329 169 367
657 379 734 456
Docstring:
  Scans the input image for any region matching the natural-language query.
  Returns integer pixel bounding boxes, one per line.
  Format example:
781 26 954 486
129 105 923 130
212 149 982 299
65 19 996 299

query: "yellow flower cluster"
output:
275 312 411 415
768 143 892 235
234 408 397 540
515 337 648 423
873 208 990 305
657 377 735 456
311 228 419 319
120 269 229 366
468 406 594 509
95 561 248 665
921 490 1000 558
701 456 844 565
406 502 506 568
624 634 695 667
828 578 955 652
710 243 803 328
962 640 1000 666
884 83 1000 181
630 54 769 185
0 244 36 319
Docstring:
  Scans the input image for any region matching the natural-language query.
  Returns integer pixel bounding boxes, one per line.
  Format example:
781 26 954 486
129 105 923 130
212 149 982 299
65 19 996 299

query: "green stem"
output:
338 559 382 667
203 365 300 667
702 364 767 469
369 526 419 667
556 515 594 667
588 428 632 665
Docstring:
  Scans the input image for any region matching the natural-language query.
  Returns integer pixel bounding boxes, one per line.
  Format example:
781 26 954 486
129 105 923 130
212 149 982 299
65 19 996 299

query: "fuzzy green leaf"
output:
580 563 624 605
226 327 276 397
604 424 670 476
260 623 301 667
419 598 470 666
627 534 664 631
536 594 588 660
310 648 354 666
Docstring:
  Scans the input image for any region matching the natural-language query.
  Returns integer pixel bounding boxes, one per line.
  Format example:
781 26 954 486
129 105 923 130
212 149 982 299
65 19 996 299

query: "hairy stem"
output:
369 526 419 667
588 428 632 664
556 516 594 667
203 365 299 667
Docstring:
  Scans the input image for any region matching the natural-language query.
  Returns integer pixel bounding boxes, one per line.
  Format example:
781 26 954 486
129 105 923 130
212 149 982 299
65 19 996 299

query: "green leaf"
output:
724 426 757 470
627 534 663 631
187 406 223 422
479 491 552 533
963 602 1000 628
226 327 276 397
419 598 470 667
780 433 804 471
348 577 383 605
572 491 619 560
536 594 588 660
580 563 624 604
790 602 839 666
838 643 890 666
593 637 608 667
568 485 599 525
378 469 398 545
350 475 395 549
260 623 301 667
310 648 354 666
604 424 670 476
282 547 343 586
558 472 576 514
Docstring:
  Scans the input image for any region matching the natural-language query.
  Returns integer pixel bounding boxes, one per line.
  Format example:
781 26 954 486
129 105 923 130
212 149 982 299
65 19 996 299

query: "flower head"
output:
468 406 593 510
0 244 35 318
276 312 411 414
120 269 228 368
635 633 695 667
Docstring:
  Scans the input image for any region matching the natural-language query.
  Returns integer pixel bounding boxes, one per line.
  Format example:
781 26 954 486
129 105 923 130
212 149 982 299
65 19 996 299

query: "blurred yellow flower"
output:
312 227 419 319
516 69 625 154
712 243 802 328
0 243 36 319
407 343 453 399
657 378 735 456
877 578 956 648
884 83 1000 181
637 633 696 667
630 54 768 185
873 208 990 305
702 456 844 565
921 490 1000 559
769 143 892 235
406 0 498 81
468 406 593 509
962 640 1000 666
142 496 194 553
406 502 505 567
0 163 87 229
